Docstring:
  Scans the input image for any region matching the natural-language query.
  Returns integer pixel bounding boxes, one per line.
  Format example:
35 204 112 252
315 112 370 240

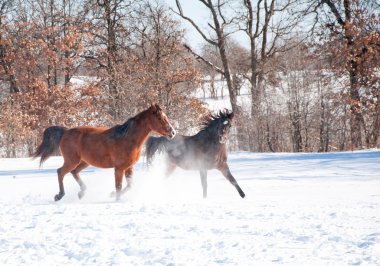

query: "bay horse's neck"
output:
126 110 153 148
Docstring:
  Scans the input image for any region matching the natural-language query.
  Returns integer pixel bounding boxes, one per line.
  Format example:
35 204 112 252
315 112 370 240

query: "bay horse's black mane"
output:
112 118 135 139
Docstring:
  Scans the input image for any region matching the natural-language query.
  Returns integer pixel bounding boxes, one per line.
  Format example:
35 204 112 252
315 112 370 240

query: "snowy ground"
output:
0 150 380 265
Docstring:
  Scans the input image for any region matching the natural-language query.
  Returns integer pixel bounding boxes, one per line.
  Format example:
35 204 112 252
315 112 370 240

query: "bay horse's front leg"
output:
200 170 208 198
114 168 125 201
111 167 133 197
217 163 245 198
124 167 133 191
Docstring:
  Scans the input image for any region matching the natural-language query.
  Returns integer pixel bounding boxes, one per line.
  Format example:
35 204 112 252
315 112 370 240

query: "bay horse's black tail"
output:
145 136 169 166
32 126 67 167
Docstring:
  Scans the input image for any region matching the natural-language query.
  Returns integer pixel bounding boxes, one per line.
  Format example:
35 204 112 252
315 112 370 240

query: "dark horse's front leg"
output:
200 170 208 198
218 163 245 198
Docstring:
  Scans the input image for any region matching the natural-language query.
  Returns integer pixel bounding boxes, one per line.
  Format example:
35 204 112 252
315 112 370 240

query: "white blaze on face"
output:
162 112 176 137
223 120 229 125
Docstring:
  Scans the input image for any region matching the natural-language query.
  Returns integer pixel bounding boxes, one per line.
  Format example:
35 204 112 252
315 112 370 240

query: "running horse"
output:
145 109 245 198
33 104 176 201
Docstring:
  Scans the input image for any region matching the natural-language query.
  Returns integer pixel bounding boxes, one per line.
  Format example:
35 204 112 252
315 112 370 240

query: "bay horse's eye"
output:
157 114 164 122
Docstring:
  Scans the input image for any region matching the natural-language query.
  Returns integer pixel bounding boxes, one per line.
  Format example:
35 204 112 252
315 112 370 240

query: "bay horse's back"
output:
33 126 67 166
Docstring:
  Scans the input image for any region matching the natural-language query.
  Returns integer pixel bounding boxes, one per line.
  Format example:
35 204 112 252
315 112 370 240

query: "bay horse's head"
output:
148 104 176 139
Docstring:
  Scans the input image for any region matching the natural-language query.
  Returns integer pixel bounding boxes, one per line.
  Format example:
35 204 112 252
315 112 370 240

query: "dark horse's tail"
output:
145 136 169 166
32 126 67 167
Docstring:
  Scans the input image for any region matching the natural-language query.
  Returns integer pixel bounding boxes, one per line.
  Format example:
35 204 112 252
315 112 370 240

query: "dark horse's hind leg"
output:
164 162 176 178
71 161 89 199
218 163 245 198
200 170 208 198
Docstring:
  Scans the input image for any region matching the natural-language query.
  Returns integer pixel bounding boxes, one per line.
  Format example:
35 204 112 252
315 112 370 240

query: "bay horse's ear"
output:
150 103 157 112
150 103 161 114
154 104 162 113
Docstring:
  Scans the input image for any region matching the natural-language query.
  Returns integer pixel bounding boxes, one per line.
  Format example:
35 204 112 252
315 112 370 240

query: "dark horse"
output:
145 109 245 198
33 104 176 201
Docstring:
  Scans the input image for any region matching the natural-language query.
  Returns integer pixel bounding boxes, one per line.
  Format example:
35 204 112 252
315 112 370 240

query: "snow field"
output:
0 150 380 265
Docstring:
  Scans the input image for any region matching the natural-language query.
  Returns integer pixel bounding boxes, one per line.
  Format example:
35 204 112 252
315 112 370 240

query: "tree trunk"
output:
103 0 119 120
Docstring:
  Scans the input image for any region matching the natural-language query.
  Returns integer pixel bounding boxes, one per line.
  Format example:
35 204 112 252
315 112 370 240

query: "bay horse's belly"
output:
79 144 138 169
81 152 114 168
60 126 142 170
76 128 137 169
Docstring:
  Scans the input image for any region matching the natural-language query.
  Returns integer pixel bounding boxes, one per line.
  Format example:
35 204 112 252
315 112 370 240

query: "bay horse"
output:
145 109 245 198
33 104 176 201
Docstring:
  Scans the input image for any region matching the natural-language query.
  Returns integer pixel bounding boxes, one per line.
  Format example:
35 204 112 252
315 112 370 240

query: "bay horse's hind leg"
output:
55 161 80 201
217 163 245 198
71 161 89 199
200 170 208 198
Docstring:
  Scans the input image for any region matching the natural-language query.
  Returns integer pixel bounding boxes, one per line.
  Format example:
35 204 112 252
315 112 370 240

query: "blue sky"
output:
164 0 211 51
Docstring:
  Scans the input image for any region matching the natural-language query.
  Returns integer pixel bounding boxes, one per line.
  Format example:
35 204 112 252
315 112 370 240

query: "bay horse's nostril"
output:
169 129 176 139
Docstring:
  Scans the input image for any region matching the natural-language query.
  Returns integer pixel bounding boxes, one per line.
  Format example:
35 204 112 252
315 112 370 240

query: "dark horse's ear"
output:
229 111 234 120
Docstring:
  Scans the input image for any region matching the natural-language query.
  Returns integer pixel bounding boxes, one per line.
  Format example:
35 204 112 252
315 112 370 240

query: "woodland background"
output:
0 0 379 157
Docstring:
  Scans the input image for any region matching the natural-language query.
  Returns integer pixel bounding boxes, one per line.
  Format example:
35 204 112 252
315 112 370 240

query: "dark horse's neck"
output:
194 126 221 145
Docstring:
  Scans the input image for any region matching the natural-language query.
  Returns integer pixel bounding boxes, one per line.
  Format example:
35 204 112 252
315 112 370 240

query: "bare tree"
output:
309 0 380 149
239 0 303 151
173 0 241 114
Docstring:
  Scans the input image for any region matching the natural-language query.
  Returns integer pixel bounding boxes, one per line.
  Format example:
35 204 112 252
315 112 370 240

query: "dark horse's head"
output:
202 109 234 143
148 104 176 139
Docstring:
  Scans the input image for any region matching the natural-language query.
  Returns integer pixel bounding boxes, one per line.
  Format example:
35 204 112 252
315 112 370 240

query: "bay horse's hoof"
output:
115 193 121 201
54 192 65 201
78 190 85 199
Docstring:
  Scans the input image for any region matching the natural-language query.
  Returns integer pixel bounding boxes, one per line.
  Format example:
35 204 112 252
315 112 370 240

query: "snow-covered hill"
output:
0 150 380 265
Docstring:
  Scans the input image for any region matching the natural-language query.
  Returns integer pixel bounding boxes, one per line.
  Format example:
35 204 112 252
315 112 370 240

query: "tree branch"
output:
172 0 217 46
183 44 224 75
322 0 345 26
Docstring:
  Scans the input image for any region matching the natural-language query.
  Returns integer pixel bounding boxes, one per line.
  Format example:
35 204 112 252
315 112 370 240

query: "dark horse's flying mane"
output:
145 109 245 198
199 109 232 132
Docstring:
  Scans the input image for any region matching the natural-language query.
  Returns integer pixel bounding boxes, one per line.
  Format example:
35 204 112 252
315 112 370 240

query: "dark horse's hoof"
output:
78 190 85 199
54 192 65 201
